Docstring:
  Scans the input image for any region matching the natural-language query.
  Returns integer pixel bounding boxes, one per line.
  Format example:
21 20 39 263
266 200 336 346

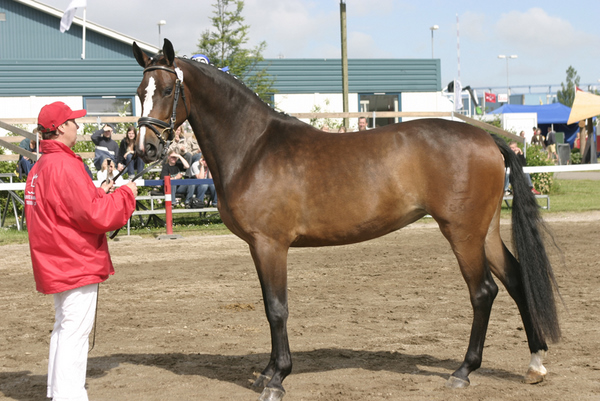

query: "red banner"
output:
485 92 496 103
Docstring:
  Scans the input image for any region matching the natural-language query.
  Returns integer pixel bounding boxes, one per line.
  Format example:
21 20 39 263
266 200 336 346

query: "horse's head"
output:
133 39 189 163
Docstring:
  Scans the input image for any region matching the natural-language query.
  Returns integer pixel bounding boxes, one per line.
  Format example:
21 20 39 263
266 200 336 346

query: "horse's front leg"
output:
249 239 291 401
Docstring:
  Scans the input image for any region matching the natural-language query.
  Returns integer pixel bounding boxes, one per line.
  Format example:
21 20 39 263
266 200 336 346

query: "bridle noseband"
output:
138 62 188 155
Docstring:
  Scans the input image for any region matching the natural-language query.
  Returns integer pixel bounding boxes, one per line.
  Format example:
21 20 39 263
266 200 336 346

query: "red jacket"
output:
25 140 136 294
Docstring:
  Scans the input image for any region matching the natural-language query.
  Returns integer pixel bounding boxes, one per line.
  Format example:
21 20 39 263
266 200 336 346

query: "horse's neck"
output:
188 99 270 188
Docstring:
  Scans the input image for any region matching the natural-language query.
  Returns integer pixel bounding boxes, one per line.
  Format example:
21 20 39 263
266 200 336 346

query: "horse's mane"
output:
177 57 292 121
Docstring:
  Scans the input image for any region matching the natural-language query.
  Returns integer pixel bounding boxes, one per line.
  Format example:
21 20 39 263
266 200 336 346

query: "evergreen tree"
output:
197 0 275 103
556 66 580 107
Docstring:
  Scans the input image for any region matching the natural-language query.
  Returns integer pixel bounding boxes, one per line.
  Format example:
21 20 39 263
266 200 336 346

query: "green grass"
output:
2 178 599 246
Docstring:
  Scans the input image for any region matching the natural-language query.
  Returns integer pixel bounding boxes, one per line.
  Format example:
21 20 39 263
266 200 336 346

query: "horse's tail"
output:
492 135 561 343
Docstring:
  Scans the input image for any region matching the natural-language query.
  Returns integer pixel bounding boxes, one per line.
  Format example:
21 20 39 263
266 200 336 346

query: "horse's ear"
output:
163 39 175 66
132 42 149 68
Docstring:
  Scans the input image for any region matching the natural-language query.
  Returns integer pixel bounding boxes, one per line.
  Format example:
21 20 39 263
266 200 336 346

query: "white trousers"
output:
47 283 98 401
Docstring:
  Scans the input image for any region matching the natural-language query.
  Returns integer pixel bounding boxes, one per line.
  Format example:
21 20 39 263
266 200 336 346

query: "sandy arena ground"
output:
1 213 599 401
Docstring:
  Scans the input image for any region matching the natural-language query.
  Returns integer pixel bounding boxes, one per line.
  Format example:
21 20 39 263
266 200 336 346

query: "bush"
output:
525 145 557 194
571 148 582 165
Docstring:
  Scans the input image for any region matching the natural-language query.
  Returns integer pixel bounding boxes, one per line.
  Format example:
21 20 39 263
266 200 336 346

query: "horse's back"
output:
227 118 505 247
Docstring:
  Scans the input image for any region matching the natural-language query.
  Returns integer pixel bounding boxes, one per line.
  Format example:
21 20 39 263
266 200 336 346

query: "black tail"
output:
493 136 561 343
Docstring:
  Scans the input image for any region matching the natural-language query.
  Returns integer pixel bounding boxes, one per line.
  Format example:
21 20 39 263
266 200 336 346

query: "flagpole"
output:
81 7 86 59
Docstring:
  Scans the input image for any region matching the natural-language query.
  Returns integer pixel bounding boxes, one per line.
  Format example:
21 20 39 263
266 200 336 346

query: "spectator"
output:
574 132 581 149
117 125 145 177
25 101 137 401
504 141 540 195
92 123 119 171
189 155 217 208
320 124 330 132
168 126 194 174
97 158 124 185
17 137 37 178
358 116 368 131
160 149 194 207
338 126 347 133
531 128 544 148
546 127 557 161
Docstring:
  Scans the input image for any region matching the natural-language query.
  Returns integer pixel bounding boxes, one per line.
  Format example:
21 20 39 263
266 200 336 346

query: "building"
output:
257 58 452 129
0 0 451 131
0 0 158 120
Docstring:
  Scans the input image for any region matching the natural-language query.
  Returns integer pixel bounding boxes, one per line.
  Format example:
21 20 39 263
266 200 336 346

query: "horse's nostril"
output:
146 145 157 159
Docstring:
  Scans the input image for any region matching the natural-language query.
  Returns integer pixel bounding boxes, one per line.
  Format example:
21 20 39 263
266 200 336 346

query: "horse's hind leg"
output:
438 223 499 388
248 239 291 401
484 225 549 384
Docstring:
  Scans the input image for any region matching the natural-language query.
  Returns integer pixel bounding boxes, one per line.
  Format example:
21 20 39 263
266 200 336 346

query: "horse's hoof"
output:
252 374 271 388
445 375 470 388
524 368 546 384
258 387 285 401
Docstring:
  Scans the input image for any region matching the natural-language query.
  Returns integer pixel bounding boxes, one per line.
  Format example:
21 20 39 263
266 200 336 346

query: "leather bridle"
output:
137 62 189 156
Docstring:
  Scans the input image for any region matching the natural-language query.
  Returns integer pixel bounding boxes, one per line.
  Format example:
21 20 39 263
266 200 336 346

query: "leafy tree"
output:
196 0 275 102
556 66 580 107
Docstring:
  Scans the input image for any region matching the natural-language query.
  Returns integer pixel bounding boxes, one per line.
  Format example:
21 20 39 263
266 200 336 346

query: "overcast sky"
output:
42 0 600 92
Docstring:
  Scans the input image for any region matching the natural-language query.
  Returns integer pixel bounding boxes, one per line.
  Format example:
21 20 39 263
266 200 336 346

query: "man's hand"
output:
124 181 138 197
101 180 114 194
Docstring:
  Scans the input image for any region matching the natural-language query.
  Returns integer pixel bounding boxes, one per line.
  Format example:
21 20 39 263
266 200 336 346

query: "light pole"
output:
498 54 517 104
157 20 166 47
430 25 439 58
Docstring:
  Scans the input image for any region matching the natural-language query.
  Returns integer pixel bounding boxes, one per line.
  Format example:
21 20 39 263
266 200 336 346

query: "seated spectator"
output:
160 149 194 207
92 124 119 171
17 137 37 179
504 141 540 195
168 126 194 175
190 156 217 207
117 125 145 177
96 158 124 185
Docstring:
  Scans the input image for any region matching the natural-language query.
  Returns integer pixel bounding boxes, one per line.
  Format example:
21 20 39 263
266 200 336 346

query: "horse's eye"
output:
163 86 173 96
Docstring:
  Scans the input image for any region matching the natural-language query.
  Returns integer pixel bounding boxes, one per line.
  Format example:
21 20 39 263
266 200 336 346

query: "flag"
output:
453 79 463 111
60 0 87 33
484 92 496 103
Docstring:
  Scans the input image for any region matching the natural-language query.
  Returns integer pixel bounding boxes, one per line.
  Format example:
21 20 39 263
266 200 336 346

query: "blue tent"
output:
490 103 579 146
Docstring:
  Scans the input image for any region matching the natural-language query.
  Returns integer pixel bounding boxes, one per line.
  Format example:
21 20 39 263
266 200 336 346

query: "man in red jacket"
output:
25 101 138 401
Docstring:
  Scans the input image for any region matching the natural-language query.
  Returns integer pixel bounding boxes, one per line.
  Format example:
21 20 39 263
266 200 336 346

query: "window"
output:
83 96 134 117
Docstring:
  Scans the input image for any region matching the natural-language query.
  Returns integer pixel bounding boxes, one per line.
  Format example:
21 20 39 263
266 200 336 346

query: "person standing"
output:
546 127 557 161
25 101 137 401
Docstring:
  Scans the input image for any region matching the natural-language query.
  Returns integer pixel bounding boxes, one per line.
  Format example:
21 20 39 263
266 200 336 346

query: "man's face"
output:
358 118 367 130
103 125 113 137
59 119 79 148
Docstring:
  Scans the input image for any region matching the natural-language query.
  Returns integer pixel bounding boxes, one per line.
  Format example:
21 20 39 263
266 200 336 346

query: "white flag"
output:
60 0 87 33
453 79 463 111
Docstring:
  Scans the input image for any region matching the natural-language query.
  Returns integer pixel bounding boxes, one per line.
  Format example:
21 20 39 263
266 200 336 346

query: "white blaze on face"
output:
139 76 157 151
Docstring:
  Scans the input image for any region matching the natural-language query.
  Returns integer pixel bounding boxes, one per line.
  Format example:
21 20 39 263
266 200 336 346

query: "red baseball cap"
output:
37 102 87 133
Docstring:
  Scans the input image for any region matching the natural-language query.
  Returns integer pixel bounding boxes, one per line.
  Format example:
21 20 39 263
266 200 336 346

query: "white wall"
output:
400 92 454 122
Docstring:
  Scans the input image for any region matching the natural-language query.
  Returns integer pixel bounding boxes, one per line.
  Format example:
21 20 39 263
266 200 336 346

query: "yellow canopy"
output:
567 90 600 124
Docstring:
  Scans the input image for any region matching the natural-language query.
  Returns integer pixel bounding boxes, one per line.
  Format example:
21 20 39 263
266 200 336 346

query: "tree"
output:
556 66 580 107
197 0 275 103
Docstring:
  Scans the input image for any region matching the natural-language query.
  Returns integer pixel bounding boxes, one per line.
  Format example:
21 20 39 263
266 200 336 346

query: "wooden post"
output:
340 1 349 129
587 117 597 164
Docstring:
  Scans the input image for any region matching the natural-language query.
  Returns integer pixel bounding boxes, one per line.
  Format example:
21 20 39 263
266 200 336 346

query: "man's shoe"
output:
531 188 541 195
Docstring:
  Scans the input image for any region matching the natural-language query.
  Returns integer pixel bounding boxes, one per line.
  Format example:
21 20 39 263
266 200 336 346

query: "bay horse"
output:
133 39 560 401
